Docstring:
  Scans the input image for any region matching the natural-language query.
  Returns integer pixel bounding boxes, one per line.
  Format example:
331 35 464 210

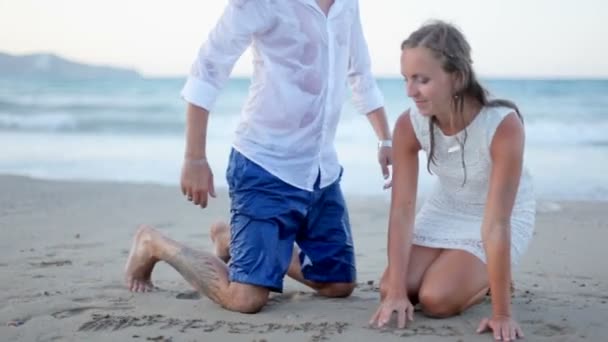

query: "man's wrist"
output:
185 157 208 166
378 139 392 148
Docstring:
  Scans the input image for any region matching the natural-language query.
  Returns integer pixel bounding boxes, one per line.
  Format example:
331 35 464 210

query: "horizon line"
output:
3 51 608 81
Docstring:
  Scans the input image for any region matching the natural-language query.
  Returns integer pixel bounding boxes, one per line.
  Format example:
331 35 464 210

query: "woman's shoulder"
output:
483 104 518 120
394 109 423 151
480 104 524 146
406 107 430 133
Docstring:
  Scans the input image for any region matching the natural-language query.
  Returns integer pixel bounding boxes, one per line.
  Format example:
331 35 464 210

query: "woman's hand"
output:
369 294 415 329
477 315 524 341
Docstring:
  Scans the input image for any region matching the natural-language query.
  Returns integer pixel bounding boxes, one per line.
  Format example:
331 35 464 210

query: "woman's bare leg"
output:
378 245 442 303
417 249 489 318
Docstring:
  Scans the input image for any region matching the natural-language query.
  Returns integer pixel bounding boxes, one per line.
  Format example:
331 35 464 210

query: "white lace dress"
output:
409 105 536 265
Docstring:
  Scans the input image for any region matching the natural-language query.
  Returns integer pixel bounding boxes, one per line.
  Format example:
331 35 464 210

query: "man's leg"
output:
292 176 357 297
210 221 230 263
125 224 269 313
208 175 358 298
209 221 354 298
286 246 356 297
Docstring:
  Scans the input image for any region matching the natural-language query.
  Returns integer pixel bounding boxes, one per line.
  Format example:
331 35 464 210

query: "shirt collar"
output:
295 0 347 19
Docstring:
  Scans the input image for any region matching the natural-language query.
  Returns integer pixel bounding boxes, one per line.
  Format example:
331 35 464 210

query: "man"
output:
125 0 392 313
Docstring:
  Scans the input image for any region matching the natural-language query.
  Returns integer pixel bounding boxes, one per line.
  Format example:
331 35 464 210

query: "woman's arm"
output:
386 111 420 296
370 110 421 328
481 112 525 321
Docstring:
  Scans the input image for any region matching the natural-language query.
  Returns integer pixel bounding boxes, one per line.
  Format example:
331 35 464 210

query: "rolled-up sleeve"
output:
181 0 271 112
347 2 384 115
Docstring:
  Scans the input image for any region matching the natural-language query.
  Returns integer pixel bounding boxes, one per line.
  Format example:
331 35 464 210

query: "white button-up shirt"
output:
181 0 384 191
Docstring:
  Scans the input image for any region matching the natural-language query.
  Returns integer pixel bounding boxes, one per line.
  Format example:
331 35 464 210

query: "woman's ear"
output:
451 71 466 94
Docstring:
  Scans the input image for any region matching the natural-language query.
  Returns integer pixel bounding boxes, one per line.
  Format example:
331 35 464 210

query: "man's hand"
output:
378 146 392 189
180 159 216 208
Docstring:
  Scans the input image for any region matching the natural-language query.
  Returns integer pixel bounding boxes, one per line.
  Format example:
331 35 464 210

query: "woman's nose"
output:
406 82 418 98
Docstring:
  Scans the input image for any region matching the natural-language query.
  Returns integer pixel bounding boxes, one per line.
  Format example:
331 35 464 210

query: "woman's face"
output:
401 46 456 117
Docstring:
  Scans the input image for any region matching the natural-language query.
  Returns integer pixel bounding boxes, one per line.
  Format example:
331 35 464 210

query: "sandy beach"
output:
1 174 607 341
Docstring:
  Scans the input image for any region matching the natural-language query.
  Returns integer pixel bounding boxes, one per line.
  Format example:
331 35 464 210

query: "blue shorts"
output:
226 149 356 292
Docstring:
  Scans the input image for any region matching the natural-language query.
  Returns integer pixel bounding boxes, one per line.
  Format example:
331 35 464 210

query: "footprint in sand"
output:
52 305 133 319
29 260 72 268
71 297 94 303
371 323 462 337
268 291 311 304
175 291 200 300
52 307 97 319
522 320 575 337
533 323 575 337
144 336 173 342
398 324 463 337
47 242 104 250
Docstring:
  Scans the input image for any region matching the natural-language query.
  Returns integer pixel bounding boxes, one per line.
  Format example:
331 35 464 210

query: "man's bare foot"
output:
210 221 230 263
125 225 160 292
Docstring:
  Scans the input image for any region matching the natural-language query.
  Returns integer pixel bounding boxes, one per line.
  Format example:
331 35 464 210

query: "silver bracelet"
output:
378 140 392 148
185 158 208 165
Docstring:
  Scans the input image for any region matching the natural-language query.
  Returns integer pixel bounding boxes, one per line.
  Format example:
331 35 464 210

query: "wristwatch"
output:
378 139 392 148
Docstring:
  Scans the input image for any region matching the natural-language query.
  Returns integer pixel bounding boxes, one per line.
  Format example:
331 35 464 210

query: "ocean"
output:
1 77 607 200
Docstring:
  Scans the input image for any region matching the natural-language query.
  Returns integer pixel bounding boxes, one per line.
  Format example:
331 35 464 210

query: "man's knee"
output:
317 282 355 298
225 284 270 314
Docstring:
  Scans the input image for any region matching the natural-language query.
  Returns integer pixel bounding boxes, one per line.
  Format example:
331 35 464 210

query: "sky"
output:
1 0 607 78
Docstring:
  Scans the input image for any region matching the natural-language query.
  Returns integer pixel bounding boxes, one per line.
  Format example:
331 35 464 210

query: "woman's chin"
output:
416 105 432 116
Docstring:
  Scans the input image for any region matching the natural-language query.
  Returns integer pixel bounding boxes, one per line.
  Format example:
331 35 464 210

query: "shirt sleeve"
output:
181 0 272 112
347 1 384 115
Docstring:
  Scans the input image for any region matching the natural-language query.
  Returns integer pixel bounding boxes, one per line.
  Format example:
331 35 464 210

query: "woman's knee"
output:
418 287 460 318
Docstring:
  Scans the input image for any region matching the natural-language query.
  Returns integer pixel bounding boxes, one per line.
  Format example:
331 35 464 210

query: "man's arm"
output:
180 0 272 208
184 104 210 162
366 107 392 180
181 0 272 112
346 2 384 116
347 2 391 181
181 104 215 208
366 107 391 142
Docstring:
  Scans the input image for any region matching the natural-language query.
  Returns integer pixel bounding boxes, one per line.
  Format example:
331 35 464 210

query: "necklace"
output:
447 134 465 154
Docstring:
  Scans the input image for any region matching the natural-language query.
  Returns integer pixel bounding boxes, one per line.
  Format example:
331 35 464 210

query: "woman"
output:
370 21 535 341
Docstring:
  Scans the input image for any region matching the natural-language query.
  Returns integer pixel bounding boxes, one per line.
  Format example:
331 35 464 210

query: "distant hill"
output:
0 52 141 79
